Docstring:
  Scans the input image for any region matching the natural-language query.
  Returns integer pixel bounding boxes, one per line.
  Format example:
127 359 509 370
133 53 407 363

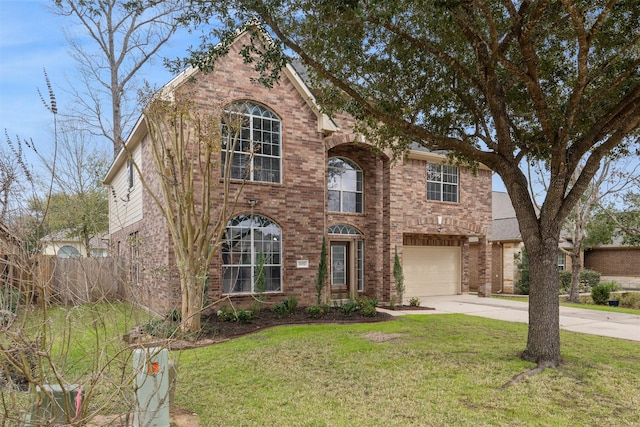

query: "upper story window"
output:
427 163 458 203
221 102 281 183
328 157 363 213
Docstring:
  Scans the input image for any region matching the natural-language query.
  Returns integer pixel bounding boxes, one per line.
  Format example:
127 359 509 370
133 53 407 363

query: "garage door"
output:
403 246 461 300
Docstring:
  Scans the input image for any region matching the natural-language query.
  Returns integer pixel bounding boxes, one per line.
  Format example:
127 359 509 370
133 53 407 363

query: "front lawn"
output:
174 314 640 426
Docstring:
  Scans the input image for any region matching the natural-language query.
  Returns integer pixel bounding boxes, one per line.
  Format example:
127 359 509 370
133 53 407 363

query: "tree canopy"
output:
182 0 640 366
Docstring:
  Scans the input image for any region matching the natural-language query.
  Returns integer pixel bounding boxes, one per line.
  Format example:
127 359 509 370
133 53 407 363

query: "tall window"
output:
328 157 363 213
222 215 282 294
129 231 140 284
328 224 364 292
427 163 458 202
558 252 566 271
221 102 281 183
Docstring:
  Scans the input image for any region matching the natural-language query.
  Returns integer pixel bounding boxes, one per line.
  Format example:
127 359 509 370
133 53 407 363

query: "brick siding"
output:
109 32 493 313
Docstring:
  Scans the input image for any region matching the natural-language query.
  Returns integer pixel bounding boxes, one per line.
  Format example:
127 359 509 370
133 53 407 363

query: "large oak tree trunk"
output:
521 239 562 367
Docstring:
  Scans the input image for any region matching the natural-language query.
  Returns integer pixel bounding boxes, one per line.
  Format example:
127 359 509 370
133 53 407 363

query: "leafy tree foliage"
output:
588 190 640 247
182 1 640 367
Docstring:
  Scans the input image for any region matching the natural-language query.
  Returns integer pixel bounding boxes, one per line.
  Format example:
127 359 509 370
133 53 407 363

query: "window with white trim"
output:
222 214 282 294
427 163 458 202
328 224 364 292
221 102 281 183
558 252 566 271
328 157 363 213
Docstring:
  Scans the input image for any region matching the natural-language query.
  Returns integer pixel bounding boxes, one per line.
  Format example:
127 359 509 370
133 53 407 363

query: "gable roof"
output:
491 191 521 242
105 28 339 185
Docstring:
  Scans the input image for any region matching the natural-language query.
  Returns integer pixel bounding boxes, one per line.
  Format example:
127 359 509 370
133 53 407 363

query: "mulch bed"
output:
127 304 438 350
197 306 393 341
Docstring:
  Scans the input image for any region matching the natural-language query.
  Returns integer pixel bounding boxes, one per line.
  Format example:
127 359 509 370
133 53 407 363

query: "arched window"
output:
222 102 281 183
327 224 362 235
328 157 363 213
222 214 282 294
58 245 80 259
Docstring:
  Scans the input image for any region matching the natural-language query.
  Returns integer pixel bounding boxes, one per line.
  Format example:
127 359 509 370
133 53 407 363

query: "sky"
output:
0 0 192 164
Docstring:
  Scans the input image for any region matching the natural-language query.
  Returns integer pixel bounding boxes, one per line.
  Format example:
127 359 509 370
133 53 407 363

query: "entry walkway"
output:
378 295 640 342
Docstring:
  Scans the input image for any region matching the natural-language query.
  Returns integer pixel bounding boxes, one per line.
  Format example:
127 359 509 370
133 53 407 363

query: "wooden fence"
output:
41 256 127 304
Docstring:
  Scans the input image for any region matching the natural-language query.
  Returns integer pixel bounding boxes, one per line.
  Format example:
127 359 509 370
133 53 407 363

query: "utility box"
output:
133 347 171 427
24 384 82 426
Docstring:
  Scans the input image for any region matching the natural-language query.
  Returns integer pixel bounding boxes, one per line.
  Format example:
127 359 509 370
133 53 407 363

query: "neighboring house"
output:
41 231 109 258
103 30 493 314
584 236 640 290
491 191 572 293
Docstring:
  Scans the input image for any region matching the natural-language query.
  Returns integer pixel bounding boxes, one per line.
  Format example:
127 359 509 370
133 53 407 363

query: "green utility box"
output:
133 347 171 427
24 384 82 426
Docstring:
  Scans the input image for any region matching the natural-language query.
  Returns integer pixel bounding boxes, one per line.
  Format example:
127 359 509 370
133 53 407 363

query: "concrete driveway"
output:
378 295 640 342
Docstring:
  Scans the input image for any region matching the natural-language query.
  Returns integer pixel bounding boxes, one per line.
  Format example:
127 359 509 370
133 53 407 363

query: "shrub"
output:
217 305 237 322
591 282 618 305
167 309 181 322
272 297 298 318
141 318 179 338
559 270 572 294
306 304 329 318
315 236 328 305
217 305 254 323
515 251 530 294
620 292 640 309
408 297 421 307
341 300 360 316
1 286 22 314
235 309 254 324
360 304 377 317
393 246 405 305
559 269 601 294
580 269 601 290
357 297 378 317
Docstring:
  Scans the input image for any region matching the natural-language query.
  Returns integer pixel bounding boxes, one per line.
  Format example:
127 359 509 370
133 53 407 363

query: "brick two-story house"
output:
103 31 493 314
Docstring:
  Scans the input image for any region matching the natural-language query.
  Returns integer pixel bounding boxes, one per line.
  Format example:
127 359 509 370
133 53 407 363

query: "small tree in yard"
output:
315 235 328 305
393 246 405 306
1 74 152 426
138 87 249 333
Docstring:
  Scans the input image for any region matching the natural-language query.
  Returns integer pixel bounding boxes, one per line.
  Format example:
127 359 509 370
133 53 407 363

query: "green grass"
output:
174 315 640 426
2 302 151 423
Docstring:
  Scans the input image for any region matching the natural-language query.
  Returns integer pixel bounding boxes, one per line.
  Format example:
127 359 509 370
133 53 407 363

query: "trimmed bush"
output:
357 297 378 317
559 270 572 294
559 269 601 294
217 305 254 323
580 269 601 290
341 300 360 316
408 297 421 307
620 292 640 309
591 282 618 305
306 304 330 318
272 297 298 318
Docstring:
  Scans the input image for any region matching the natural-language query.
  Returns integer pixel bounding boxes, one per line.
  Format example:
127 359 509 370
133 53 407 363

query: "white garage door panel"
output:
404 246 460 299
